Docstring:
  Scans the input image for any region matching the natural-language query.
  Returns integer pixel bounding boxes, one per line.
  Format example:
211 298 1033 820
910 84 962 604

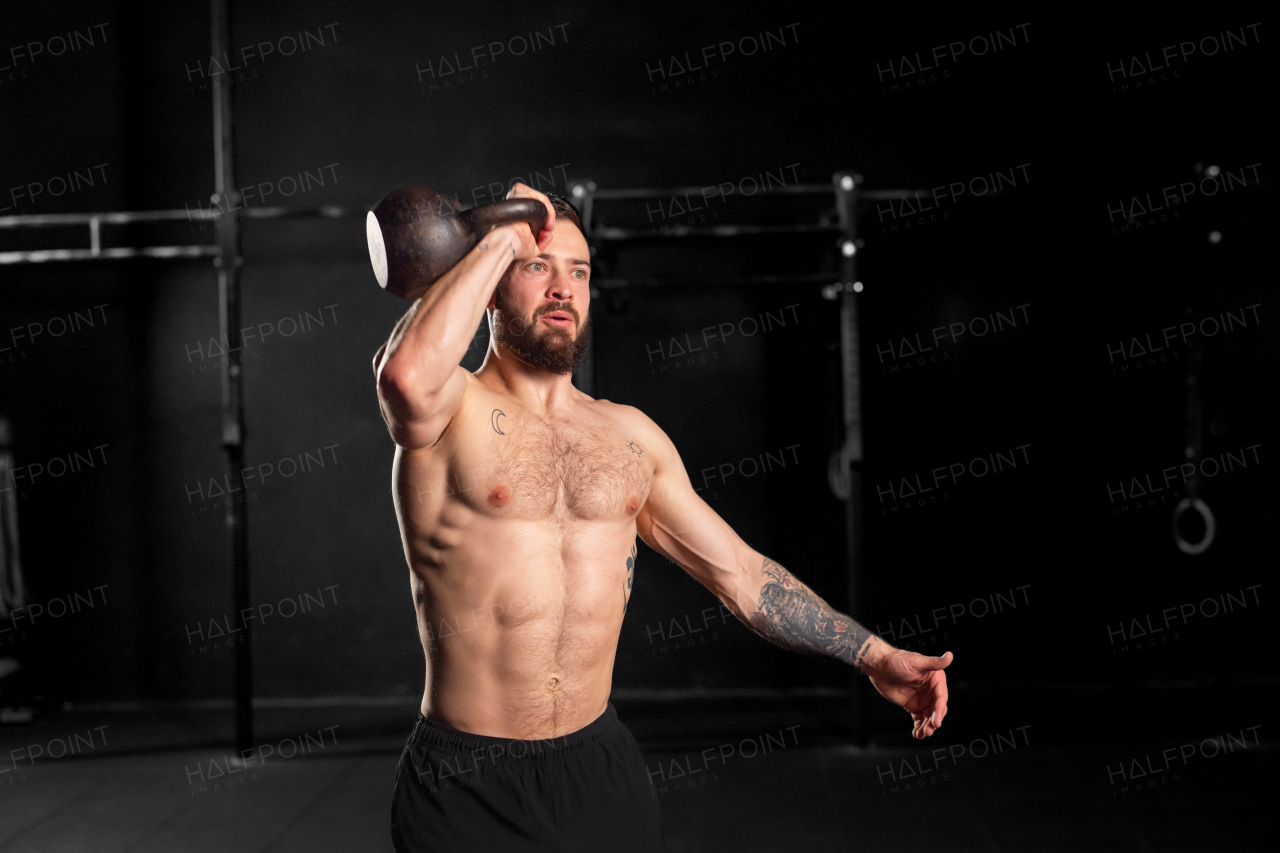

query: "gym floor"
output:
2 694 1274 852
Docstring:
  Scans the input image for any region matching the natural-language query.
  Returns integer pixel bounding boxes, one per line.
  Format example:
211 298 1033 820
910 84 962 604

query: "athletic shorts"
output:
391 703 664 852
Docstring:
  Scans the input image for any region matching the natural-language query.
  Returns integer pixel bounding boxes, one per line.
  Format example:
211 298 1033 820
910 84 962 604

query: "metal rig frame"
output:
569 176 927 741
0 0 364 755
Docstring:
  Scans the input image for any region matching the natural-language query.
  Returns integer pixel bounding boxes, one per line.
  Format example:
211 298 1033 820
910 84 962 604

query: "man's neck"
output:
476 345 579 413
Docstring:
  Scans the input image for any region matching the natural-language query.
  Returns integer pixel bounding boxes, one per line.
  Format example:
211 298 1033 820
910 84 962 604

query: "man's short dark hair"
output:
545 192 585 236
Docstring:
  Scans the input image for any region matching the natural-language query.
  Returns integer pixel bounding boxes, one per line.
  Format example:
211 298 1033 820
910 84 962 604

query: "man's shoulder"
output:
586 398 677 460
453 368 500 408
397 368 491 456
588 397 655 433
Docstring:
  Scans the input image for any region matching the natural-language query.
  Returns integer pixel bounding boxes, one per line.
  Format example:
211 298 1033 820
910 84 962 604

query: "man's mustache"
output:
499 304 580 336
535 303 579 324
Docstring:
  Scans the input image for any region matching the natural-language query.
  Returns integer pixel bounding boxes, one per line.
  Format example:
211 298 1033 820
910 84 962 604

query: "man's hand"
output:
504 181 556 252
866 648 953 739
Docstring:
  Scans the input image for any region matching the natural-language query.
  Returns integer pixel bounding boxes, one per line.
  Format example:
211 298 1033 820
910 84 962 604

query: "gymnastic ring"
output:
1172 497 1216 556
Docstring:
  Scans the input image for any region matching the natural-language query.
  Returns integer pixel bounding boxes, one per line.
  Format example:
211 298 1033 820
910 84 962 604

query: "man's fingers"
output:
506 182 556 251
490 223 537 263
915 669 948 737
933 671 949 729
536 198 555 251
916 650 954 671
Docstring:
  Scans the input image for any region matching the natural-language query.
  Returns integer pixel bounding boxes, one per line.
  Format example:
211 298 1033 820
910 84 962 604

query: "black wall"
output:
1 3 1273 712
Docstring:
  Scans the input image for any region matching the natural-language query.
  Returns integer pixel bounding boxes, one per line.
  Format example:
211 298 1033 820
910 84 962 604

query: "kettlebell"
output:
366 187 548 299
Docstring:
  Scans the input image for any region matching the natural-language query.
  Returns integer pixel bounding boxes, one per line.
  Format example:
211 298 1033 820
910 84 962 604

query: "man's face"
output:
489 221 592 375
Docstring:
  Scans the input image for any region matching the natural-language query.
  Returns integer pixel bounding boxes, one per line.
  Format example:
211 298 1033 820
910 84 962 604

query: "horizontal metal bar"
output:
0 210 215 227
0 245 220 265
860 189 933 200
0 190 985 231
588 186 937 202
593 223 842 240
592 272 838 289
590 183 835 200
238 204 360 220
0 205 363 230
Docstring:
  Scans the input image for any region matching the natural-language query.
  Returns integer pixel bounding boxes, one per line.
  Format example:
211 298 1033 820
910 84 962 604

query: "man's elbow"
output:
690 545 757 611
375 365 421 432
721 546 762 606
378 355 426 412
371 342 389 379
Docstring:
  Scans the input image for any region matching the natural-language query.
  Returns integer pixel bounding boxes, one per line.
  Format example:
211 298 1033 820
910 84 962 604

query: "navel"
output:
488 484 511 508
626 495 641 515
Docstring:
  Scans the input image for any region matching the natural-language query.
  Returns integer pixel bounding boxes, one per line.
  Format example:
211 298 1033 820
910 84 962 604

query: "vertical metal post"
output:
570 180 597 397
1183 340 1205 502
211 0 252 754
833 172 866 744
1172 335 1215 556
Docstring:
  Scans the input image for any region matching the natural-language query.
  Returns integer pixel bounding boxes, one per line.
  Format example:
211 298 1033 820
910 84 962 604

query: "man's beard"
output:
491 284 591 375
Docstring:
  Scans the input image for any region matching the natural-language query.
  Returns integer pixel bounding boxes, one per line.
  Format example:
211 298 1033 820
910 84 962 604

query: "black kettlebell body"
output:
367 187 547 299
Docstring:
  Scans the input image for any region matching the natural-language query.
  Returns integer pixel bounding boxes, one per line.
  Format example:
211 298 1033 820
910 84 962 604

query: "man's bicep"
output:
377 363 469 449
635 430 756 608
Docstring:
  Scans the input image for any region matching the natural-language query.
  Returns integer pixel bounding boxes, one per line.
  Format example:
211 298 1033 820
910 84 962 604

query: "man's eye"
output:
530 262 545 272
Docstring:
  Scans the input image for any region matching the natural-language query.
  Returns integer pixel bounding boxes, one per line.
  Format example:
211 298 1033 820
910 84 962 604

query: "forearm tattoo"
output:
747 556 878 672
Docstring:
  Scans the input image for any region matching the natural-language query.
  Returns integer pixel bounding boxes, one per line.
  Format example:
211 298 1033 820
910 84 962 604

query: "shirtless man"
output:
375 183 952 852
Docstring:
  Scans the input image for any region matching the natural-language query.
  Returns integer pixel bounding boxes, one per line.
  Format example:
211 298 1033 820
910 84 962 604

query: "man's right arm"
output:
373 219 542 450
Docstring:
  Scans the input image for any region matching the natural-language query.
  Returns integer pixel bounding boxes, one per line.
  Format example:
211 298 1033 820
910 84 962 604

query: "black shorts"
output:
391 703 664 852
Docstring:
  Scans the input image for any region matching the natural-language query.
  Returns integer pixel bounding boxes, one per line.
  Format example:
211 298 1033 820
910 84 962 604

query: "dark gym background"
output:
0 3 1275 850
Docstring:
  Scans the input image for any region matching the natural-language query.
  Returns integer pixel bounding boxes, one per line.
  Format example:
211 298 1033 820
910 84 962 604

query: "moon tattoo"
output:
490 409 506 435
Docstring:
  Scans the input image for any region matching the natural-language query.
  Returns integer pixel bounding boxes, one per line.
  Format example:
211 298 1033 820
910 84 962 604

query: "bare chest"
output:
444 408 651 521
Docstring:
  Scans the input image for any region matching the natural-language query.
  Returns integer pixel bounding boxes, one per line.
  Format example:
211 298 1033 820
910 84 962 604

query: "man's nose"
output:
548 278 575 302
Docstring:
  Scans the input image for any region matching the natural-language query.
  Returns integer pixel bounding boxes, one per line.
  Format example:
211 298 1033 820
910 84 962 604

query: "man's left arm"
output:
628 409 952 739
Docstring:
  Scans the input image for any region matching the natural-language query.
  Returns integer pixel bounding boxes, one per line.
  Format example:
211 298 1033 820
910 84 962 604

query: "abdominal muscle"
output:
394 446 636 741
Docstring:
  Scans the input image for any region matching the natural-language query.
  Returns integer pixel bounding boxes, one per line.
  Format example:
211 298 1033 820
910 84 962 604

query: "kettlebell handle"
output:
367 188 552 300
461 198 548 239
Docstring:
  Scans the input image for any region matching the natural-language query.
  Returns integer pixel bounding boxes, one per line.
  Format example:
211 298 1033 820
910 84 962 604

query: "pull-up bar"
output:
571 173 879 741
0 206 356 265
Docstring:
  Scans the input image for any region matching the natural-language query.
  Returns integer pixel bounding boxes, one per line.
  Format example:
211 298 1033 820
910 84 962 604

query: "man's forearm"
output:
379 233 516 391
741 555 890 673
